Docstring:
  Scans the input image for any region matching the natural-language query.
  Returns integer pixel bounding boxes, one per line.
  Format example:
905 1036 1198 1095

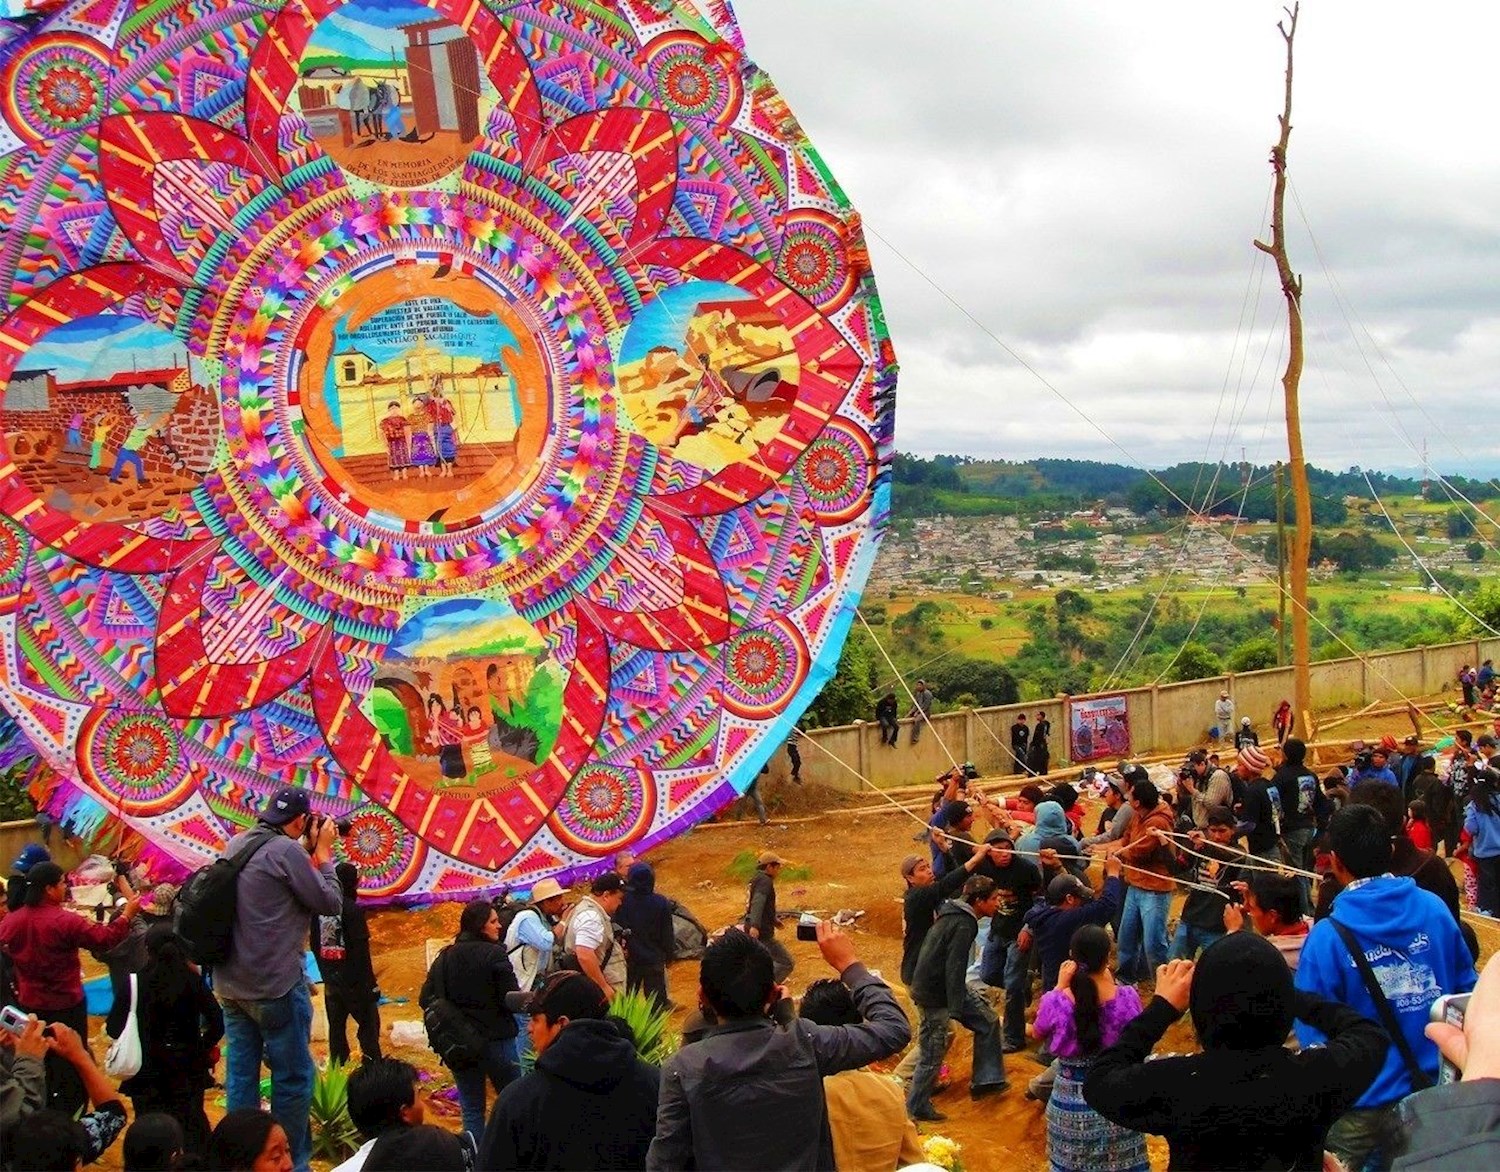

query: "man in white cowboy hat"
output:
504 878 571 995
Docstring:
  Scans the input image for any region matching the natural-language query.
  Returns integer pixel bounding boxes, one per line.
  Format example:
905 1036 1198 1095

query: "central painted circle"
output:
296 267 552 524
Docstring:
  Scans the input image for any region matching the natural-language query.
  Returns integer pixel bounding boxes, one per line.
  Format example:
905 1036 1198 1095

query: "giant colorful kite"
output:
0 0 895 900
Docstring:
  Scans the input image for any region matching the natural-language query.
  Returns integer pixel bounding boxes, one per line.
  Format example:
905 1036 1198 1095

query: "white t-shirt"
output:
332 1138 375 1172
564 895 627 986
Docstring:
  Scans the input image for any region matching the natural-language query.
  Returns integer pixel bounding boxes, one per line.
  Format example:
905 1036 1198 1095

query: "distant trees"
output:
802 634 876 729
1264 530 1398 573
1447 508 1476 539
1465 541 1485 562
1170 642 1224 683
1228 636 1279 673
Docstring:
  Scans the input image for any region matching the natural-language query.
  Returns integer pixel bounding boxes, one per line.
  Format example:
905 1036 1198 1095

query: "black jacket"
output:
423 936 519 1042
1084 991 1387 1170
899 866 971 986
1315 838 1461 924
476 1017 659 1171
744 870 777 938
909 900 979 1014
615 863 675 968
311 894 376 992
1393 1078 1500 1170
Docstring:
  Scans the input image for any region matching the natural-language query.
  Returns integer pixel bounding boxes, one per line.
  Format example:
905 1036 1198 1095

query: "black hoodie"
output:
614 862 675 968
475 1017 660 1171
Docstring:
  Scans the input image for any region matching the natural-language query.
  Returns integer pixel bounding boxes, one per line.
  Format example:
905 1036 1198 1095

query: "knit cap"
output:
1238 744 1270 773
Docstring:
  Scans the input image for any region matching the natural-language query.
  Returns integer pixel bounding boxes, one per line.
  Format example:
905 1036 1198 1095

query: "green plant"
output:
725 850 812 883
309 1060 361 1162
608 988 679 1065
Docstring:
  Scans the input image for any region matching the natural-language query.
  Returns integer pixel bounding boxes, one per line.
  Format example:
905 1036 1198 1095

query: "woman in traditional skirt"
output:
1032 925 1148 1172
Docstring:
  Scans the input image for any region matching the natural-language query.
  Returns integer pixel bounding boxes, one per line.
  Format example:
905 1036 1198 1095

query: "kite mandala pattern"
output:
0 0 896 903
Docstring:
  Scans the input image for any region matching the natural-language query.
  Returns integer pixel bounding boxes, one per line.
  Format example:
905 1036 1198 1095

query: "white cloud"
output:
732 0 1500 473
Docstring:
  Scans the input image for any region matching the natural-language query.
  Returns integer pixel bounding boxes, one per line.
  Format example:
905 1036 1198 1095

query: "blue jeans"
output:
453 1037 519 1142
907 990 1006 1117
221 983 316 1172
979 931 1030 1046
1116 887 1170 981
1170 922 1225 960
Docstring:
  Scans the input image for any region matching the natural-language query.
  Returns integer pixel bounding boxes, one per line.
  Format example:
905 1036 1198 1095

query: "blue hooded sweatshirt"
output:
1295 876 1475 1108
1016 801 1080 864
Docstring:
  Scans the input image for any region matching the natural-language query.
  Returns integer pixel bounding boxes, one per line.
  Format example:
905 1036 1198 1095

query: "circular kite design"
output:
553 762 654 853
646 32 742 124
721 621 809 720
800 421 877 525
0 35 109 142
0 0 895 903
776 212 857 314
77 711 193 816
338 806 426 898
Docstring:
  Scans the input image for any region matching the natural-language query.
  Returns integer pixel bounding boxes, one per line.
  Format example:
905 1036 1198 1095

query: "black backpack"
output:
174 831 275 967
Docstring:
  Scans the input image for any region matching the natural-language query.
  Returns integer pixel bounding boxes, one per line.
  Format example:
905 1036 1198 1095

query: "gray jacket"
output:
646 963 910 1171
0 1050 44 1132
1394 1078 1500 1170
213 827 342 1002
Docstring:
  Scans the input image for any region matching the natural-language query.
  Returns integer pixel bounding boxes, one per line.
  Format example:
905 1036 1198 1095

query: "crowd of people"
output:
2 720 1500 1172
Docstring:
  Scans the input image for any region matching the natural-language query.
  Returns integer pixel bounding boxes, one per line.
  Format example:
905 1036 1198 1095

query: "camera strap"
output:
1328 918 1434 1092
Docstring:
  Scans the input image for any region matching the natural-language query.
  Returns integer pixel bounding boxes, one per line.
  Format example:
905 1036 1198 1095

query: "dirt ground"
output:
88 703 1499 1172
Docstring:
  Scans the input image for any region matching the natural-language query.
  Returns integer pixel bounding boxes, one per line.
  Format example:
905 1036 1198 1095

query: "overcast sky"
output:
732 1 1500 476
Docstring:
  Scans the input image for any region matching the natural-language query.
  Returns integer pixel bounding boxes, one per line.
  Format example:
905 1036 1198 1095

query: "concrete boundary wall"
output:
781 637 1500 794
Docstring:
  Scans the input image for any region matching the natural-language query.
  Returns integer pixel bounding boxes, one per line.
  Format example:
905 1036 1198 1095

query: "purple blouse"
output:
1033 982 1144 1059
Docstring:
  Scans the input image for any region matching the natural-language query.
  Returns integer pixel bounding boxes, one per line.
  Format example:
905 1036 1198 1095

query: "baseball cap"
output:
900 854 925 879
1046 874 1090 905
984 829 1014 846
262 785 311 826
1241 717 1252 726
936 800 972 827
11 843 50 875
1205 806 1238 828
1403 734 1420 746
1187 748 1209 766
530 878 565 902
504 969 609 1019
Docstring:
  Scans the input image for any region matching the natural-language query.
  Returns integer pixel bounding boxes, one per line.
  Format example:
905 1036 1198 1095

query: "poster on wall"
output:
1069 694 1131 763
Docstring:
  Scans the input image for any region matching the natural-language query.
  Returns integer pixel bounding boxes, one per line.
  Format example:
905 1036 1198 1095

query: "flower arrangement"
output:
922 1133 965 1172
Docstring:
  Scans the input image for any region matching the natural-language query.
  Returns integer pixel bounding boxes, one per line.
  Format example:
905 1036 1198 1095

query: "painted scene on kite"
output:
0 0 896 901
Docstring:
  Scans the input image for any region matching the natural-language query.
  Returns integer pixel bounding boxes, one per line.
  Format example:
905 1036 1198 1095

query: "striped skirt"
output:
1045 1060 1148 1172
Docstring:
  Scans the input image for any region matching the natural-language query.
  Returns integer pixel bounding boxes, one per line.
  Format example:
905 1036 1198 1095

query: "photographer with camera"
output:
214 785 342 1172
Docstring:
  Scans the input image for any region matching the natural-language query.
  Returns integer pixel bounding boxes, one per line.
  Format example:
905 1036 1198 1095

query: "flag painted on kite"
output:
0 0 895 900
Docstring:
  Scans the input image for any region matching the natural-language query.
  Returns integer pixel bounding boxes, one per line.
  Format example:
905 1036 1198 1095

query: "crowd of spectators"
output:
2 729 1499 1172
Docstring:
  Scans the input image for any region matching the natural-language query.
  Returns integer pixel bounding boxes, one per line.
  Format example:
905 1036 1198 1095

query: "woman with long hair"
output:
418 899 520 1142
1032 925 1148 1172
0 860 140 1116
1464 770 1500 915
120 923 224 1163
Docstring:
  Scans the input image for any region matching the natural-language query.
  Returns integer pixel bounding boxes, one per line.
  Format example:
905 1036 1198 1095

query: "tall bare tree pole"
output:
1254 4 1312 737
1248 9 1308 735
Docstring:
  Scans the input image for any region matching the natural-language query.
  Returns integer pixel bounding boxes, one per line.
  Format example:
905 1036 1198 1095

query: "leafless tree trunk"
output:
1254 4 1312 739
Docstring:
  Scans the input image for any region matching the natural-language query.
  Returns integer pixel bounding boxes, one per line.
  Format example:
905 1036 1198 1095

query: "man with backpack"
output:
212 785 342 1172
502 878 569 995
